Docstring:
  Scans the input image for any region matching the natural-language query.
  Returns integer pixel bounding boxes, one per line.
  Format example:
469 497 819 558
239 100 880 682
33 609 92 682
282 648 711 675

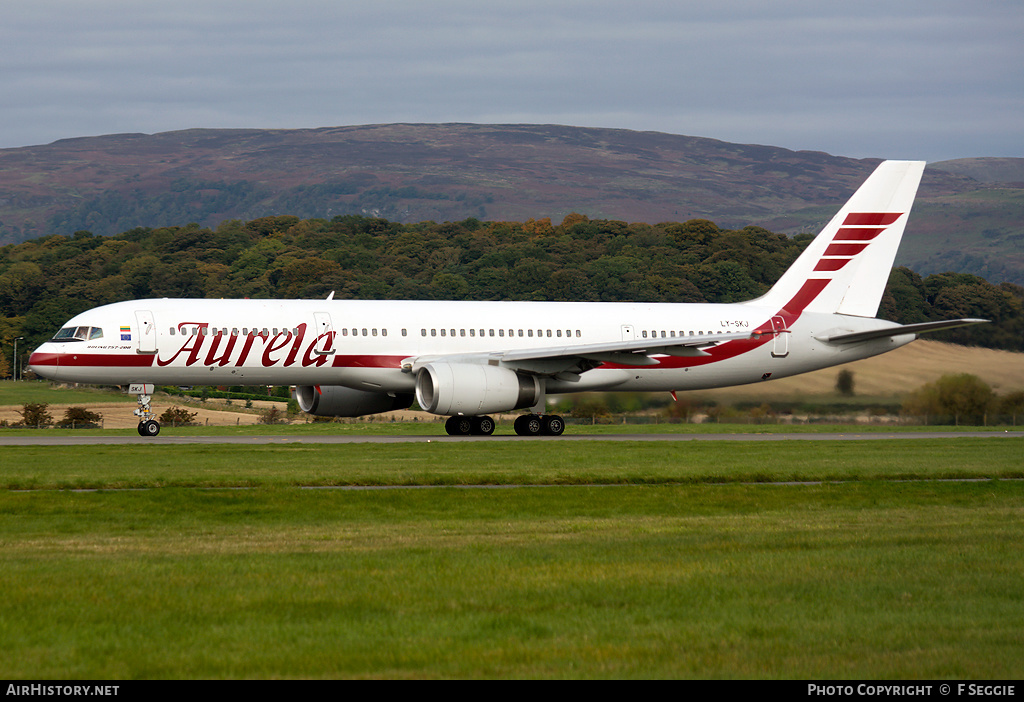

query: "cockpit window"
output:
52 326 103 342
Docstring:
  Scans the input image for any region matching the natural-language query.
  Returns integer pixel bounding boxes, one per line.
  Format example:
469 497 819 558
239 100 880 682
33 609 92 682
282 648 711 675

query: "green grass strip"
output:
2 481 1023 678
1 437 1020 490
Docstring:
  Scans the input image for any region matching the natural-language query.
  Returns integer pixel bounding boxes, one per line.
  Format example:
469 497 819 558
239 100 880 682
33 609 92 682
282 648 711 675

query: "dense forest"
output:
1 213 1022 376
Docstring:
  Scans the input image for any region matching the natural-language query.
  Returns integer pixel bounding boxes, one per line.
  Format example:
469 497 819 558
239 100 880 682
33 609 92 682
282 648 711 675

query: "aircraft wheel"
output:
139 420 160 437
514 414 543 436
445 416 473 436
542 414 565 436
472 415 495 436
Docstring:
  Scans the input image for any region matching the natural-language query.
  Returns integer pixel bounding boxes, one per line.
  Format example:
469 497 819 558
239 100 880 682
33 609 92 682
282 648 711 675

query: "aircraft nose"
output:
28 344 61 379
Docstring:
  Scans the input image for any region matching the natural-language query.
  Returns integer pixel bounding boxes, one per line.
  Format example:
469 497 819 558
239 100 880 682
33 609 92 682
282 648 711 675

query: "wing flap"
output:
492 331 749 365
404 330 750 375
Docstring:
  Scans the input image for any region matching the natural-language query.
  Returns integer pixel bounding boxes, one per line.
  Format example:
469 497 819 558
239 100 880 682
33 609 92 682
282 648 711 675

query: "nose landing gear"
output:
130 383 160 437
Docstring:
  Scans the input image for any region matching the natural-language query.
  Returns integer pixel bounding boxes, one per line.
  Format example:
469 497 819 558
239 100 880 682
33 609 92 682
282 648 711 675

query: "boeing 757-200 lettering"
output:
29 160 985 436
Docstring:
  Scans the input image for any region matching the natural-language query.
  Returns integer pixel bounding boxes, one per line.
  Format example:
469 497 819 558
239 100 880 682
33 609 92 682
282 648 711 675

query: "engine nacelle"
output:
295 385 413 417
415 362 541 416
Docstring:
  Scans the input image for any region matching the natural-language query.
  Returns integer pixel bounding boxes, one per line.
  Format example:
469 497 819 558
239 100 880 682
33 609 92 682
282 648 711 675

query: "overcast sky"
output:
3 0 1022 161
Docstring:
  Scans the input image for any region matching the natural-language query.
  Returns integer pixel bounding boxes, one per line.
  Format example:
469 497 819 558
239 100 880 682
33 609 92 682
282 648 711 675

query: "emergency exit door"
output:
313 312 335 356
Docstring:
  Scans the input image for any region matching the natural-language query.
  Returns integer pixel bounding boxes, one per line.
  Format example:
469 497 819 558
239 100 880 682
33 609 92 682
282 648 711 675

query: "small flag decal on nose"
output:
121 325 131 341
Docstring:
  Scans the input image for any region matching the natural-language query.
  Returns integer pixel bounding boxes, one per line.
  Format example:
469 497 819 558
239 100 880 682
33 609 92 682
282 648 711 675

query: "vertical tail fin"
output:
753 160 926 318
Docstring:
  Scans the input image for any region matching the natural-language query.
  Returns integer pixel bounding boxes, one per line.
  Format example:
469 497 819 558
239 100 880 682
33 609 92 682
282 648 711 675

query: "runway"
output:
2 430 1021 445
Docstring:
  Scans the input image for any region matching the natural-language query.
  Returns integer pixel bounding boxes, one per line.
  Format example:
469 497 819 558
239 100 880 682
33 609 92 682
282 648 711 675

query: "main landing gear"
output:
443 414 566 436
514 413 565 437
444 415 496 436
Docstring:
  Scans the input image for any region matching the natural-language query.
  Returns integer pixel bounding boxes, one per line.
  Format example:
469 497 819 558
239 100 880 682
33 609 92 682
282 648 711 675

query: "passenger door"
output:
770 315 789 358
135 310 157 354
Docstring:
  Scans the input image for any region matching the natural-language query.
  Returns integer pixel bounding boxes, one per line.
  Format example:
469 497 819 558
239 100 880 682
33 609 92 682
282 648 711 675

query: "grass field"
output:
2 435 1023 678
1 436 1021 489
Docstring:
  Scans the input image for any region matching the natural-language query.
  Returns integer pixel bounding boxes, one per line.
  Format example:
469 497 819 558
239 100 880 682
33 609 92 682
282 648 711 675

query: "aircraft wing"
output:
404 330 753 377
821 318 989 345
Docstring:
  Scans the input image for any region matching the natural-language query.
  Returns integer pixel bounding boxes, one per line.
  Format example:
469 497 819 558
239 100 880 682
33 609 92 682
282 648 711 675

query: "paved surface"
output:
2 431 1021 445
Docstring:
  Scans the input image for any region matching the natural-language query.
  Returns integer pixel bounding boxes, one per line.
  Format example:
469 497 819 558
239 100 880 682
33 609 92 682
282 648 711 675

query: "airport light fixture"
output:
13 337 24 381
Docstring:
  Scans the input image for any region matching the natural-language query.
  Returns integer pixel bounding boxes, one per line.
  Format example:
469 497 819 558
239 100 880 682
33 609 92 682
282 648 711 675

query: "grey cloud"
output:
2 0 1021 160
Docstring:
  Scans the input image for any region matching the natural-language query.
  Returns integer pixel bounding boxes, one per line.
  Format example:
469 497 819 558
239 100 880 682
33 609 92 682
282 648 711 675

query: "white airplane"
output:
29 160 985 437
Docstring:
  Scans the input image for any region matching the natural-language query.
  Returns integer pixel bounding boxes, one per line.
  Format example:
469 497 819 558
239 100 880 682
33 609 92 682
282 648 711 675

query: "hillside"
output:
1 124 1021 284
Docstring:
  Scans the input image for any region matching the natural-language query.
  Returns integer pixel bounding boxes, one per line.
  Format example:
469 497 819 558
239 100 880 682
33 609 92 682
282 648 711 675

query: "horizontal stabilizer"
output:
822 318 989 345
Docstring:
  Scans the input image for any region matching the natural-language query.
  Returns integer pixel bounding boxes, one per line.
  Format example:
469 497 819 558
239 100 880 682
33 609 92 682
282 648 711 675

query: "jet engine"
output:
415 362 541 416
295 385 413 417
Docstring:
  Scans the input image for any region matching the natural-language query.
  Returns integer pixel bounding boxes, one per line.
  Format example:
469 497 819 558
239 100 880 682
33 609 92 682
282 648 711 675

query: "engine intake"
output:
415 362 541 416
295 385 413 417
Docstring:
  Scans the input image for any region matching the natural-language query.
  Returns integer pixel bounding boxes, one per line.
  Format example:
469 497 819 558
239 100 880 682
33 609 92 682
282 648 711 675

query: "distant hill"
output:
929 158 1024 185
1 124 1021 284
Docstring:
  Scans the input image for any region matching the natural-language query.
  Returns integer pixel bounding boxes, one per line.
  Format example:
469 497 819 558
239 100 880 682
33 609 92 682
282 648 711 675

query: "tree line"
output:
1 213 1022 375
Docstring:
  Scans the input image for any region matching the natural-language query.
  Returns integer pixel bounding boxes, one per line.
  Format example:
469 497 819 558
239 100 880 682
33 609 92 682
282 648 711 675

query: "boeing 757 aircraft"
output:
29 160 985 437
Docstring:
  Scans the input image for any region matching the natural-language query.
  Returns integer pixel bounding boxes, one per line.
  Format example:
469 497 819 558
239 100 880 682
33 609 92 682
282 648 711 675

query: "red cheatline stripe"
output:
331 354 406 369
781 278 831 316
606 278 833 371
843 212 902 226
833 227 886 241
824 242 869 256
29 353 155 367
814 258 851 272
